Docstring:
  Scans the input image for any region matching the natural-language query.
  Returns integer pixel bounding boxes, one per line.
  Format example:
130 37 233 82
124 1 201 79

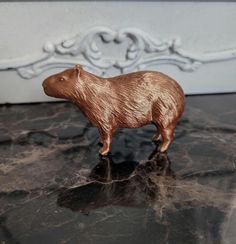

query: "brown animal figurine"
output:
42 64 185 155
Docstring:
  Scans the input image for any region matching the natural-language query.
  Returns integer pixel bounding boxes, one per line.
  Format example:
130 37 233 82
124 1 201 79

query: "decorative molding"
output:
1 26 236 78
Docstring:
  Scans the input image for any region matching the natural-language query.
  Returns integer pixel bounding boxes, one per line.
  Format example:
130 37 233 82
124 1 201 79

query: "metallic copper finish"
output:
42 65 185 155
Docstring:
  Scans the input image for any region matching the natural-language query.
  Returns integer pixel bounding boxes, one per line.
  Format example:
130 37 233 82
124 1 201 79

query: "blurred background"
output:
0 0 236 104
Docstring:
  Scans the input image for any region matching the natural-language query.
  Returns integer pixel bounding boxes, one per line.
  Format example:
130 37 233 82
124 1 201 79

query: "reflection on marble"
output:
0 94 236 244
58 150 174 215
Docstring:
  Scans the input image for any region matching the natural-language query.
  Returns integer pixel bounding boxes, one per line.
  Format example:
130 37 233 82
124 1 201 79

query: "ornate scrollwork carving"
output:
1 26 236 78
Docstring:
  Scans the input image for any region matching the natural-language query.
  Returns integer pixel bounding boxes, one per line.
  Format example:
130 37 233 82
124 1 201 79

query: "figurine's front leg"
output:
98 128 113 156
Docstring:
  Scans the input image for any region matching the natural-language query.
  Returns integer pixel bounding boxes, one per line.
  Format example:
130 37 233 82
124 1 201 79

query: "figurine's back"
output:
108 71 185 129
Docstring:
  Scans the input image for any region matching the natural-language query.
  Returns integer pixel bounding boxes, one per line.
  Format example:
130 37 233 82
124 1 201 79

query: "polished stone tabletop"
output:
0 94 236 244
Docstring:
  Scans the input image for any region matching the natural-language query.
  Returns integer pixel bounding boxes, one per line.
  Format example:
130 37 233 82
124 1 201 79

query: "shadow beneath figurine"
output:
57 148 176 215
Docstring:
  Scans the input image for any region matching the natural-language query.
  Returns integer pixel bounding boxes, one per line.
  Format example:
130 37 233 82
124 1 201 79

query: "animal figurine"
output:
42 64 185 155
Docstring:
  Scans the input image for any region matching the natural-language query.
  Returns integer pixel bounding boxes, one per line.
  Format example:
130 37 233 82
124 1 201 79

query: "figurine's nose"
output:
42 80 47 88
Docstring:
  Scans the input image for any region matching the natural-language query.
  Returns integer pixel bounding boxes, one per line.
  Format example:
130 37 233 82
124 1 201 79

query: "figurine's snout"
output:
42 79 47 89
42 79 51 96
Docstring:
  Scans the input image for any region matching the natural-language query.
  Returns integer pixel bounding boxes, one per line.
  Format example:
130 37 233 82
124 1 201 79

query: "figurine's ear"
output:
74 64 82 76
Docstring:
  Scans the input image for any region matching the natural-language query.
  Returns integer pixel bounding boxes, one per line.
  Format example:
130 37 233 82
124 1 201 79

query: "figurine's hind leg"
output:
158 126 175 152
98 128 113 156
152 123 162 142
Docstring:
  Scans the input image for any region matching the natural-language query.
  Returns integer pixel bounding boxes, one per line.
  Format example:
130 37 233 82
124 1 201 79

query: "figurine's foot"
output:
152 134 162 142
157 145 167 153
157 138 170 152
157 137 172 153
99 153 111 160
157 127 174 153
98 129 112 156
99 147 110 156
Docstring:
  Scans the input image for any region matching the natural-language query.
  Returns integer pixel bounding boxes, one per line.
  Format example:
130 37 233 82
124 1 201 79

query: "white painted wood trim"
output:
0 1 236 103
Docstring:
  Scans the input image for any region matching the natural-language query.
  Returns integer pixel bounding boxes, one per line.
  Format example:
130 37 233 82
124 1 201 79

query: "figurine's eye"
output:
58 77 65 82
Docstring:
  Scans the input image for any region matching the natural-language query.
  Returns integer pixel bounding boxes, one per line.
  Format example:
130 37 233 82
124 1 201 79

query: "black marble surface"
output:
0 94 236 244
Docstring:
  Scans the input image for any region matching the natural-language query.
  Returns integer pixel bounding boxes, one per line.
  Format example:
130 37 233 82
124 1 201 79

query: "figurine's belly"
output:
116 118 151 129
113 106 153 129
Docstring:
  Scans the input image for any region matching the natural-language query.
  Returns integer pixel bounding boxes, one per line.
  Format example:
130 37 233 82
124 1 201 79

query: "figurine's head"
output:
42 64 83 100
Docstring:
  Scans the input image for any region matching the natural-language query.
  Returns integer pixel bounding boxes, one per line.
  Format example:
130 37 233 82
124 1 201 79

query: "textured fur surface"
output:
42 65 185 155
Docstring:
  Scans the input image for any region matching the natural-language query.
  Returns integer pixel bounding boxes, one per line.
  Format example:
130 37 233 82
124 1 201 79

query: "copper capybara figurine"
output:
42 65 185 155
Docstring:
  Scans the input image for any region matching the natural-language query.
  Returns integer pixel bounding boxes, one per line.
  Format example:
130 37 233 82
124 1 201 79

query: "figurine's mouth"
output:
42 84 52 97
42 81 51 96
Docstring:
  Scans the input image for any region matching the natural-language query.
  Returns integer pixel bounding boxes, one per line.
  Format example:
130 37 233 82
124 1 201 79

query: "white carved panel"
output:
0 1 236 103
